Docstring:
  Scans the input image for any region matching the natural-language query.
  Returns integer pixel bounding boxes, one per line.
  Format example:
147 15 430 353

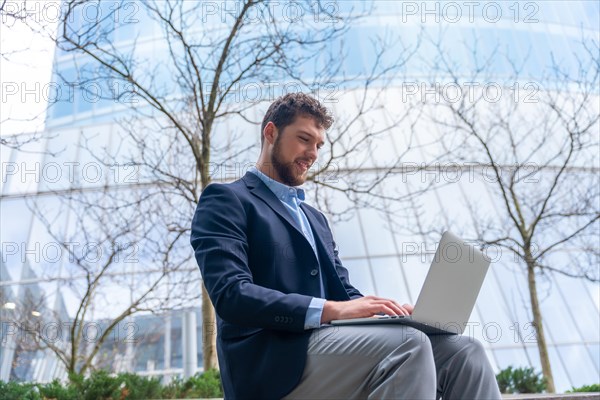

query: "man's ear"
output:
263 122 278 145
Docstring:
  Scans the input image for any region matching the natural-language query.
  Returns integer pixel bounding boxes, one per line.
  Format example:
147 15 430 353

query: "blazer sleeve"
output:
190 183 313 332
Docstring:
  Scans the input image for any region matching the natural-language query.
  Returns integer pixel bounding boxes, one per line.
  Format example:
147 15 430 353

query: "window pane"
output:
0 144 13 194
332 214 366 258
1 199 33 280
341 258 375 296
370 256 408 300
557 344 598 389
4 140 45 194
39 128 81 191
548 345 574 392
26 197 67 280
359 208 395 257
492 348 532 372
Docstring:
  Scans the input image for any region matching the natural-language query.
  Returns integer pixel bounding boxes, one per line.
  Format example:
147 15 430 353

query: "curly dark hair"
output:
260 93 334 145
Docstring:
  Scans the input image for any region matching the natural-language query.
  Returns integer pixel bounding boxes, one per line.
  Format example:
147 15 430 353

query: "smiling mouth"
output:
295 160 310 173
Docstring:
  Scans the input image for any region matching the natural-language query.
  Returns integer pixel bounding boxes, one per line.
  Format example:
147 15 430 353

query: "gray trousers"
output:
283 325 501 400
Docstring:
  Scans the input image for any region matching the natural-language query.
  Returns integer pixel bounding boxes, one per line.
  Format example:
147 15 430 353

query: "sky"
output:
1 1 59 137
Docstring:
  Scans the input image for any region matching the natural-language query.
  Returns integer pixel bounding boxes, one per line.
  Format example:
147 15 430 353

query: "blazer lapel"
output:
301 204 355 300
242 172 335 268
299 203 336 267
242 172 305 238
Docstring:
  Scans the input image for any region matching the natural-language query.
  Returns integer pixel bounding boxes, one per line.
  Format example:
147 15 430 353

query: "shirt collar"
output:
248 166 306 203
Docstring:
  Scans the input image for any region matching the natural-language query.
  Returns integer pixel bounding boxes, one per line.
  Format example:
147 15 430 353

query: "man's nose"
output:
306 143 318 159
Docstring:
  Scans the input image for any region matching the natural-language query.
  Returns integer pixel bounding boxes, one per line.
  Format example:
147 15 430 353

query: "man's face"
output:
269 116 325 186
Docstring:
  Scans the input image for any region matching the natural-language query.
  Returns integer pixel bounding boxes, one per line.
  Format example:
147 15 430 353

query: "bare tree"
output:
21 174 199 378
47 0 432 372
419 34 600 392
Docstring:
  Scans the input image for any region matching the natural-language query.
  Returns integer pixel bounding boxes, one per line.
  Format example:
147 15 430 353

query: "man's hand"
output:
321 296 414 324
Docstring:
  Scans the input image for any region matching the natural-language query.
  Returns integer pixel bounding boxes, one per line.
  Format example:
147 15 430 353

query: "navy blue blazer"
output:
190 171 363 399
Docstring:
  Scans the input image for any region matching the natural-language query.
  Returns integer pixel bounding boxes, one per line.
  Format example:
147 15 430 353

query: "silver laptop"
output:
331 231 491 335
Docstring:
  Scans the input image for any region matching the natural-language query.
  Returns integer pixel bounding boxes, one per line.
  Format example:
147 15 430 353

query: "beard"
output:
271 136 308 187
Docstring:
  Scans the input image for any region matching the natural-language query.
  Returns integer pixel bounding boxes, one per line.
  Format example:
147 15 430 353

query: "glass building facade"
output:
1 1 598 391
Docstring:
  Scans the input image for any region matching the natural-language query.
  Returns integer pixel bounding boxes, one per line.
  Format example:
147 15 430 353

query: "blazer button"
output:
310 269 319 276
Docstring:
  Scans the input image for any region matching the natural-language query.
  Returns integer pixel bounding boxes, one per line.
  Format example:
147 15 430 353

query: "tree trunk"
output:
198 123 218 372
526 256 555 393
201 282 218 371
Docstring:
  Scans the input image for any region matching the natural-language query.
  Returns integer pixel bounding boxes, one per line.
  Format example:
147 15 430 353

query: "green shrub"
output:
160 369 223 399
496 366 547 394
184 369 223 398
38 379 81 400
0 369 223 400
75 370 121 400
567 383 600 392
74 370 164 400
158 377 181 399
118 373 163 399
0 380 41 400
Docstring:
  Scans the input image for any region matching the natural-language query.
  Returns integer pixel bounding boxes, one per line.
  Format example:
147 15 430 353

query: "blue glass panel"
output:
359 208 396 257
132 316 166 372
548 345 574 392
341 258 376 296
370 256 408 300
399 253 430 305
492 265 539 345
557 344 599 389
170 313 183 369
76 82 95 114
524 344 543 371
0 144 13 194
92 76 116 113
584 280 600 315
38 128 81 191
50 67 76 119
26 197 67 280
112 1 136 42
2 139 45 195
331 212 367 258
539 275 585 343
74 125 112 188
587 344 600 376
553 275 600 343
582 1 600 30
136 5 156 37
471 264 521 347
492 347 532 371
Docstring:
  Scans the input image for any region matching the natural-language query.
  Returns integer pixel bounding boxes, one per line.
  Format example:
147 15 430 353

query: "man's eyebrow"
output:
298 130 325 146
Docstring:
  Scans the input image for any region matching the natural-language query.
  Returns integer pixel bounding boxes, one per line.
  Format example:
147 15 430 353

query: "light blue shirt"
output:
248 167 326 329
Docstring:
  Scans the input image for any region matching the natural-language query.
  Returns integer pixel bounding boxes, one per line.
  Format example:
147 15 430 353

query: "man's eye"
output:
300 137 308 142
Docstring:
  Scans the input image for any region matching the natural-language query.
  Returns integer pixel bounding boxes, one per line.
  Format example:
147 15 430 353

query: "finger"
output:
377 298 408 315
396 306 409 316
390 299 408 314
374 301 407 316
377 304 401 317
379 300 407 316
402 303 414 314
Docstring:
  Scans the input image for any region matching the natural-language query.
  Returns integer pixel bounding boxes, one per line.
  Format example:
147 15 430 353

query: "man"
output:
190 93 501 399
